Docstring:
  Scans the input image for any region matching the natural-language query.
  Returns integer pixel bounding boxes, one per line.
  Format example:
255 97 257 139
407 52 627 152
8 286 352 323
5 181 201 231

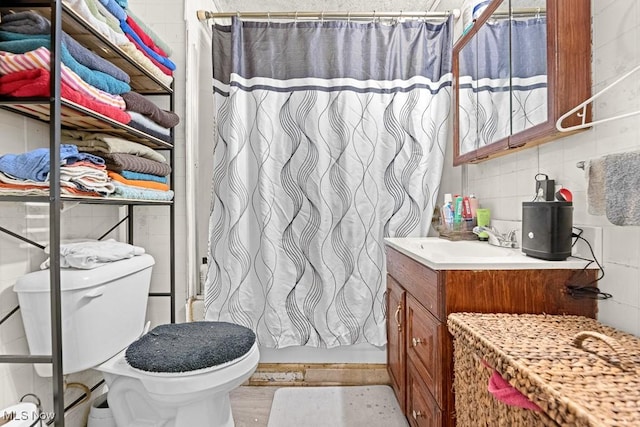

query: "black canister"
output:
522 201 573 261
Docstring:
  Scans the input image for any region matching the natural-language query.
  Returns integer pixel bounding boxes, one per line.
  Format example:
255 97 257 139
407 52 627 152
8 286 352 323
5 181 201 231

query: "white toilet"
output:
14 254 259 427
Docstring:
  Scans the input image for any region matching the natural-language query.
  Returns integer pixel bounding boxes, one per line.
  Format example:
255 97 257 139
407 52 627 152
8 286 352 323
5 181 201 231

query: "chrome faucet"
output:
472 226 519 248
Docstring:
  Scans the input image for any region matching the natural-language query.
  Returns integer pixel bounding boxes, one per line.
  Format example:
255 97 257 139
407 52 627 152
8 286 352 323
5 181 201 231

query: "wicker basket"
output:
448 313 640 427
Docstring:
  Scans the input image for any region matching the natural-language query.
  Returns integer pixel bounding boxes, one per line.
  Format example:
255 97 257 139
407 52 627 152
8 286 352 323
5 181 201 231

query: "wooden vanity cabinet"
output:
385 246 597 427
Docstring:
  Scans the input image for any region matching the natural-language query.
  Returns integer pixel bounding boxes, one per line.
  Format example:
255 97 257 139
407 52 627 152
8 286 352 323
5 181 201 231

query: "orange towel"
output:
108 171 170 191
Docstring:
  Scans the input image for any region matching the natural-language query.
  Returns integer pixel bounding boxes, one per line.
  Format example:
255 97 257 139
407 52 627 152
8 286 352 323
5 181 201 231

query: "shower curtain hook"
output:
372 10 376 23
295 11 298 21
347 11 351 22
321 11 325 23
267 12 271 24
536 7 541 19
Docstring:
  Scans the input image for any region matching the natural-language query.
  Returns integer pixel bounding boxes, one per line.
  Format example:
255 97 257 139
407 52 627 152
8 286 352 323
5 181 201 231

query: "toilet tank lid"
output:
13 254 155 293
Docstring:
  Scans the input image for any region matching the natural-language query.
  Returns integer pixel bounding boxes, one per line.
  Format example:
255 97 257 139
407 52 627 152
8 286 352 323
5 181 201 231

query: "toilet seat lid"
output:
125 321 256 374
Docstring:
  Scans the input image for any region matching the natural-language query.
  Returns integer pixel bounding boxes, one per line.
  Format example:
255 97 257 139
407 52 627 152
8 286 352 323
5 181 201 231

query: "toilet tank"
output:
13 254 154 377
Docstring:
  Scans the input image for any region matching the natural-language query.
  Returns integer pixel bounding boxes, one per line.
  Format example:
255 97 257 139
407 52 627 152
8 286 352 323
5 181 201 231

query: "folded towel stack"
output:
63 0 174 87
62 130 174 201
0 5 177 202
0 11 130 83
0 145 114 197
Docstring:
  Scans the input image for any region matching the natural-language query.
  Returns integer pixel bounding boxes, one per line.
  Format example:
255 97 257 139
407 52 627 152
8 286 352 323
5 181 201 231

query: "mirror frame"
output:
452 0 592 166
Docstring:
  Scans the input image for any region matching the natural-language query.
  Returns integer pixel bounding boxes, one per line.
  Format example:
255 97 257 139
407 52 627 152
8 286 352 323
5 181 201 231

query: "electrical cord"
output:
566 227 611 300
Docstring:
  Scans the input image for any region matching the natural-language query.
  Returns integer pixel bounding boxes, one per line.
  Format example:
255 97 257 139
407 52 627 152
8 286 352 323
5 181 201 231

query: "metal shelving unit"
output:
0 1 176 425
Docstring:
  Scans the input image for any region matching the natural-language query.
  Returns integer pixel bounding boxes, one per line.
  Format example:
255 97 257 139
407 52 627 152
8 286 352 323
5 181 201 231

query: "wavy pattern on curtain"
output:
204 17 453 348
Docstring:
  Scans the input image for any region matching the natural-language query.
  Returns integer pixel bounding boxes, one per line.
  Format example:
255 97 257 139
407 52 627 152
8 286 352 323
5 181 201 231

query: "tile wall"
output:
2 0 639 422
440 0 640 336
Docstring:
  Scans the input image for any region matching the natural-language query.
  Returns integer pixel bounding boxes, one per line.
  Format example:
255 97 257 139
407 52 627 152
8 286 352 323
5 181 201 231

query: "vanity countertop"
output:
384 237 596 270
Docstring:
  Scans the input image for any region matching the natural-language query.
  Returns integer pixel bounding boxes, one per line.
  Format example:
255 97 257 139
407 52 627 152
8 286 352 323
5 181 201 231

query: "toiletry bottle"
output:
443 193 454 228
469 194 479 220
454 195 463 228
462 196 473 230
476 208 490 241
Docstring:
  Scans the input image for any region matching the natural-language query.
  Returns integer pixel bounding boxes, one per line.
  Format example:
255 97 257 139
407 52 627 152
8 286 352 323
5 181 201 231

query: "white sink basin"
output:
384 237 590 270
413 239 519 258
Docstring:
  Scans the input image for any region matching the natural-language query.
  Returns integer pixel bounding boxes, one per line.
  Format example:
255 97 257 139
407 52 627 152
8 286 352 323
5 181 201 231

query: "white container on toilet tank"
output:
13 254 154 377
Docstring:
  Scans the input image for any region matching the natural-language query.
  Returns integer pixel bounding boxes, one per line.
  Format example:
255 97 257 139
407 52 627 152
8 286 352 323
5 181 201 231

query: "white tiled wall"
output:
3 0 639 419
0 0 187 422
441 0 640 336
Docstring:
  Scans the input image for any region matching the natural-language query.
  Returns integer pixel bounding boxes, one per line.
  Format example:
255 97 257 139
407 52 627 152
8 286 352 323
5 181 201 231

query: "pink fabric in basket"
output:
488 370 542 412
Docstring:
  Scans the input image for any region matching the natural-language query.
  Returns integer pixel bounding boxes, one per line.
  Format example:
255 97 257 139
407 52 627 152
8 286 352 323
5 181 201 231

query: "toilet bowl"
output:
99 341 259 427
14 254 259 427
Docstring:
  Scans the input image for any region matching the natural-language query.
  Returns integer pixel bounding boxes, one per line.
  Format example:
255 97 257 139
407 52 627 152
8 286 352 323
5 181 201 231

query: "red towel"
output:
0 69 131 124
487 370 541 412
125 34 173 76
125 15 168 58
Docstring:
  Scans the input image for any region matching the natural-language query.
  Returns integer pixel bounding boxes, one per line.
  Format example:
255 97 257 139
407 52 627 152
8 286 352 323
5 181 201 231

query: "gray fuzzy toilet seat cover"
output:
125 321 256 373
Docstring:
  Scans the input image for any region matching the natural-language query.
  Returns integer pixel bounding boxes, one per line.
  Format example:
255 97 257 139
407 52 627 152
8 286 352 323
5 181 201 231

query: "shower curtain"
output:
458 17 547 153
205 17 453 348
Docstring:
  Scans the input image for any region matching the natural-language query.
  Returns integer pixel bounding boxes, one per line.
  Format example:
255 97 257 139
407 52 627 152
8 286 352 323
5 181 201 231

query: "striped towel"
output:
0 35 130 94
0 47 126 109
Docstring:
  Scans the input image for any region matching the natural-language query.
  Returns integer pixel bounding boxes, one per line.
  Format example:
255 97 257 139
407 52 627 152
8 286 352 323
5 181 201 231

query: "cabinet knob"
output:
412 409 423 420
394 304 402 331
412 337 423 347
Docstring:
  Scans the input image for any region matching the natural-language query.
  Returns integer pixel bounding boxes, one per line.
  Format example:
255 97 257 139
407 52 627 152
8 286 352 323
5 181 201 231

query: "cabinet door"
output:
407 360 442 427
406 295 442 407
387 275 406 413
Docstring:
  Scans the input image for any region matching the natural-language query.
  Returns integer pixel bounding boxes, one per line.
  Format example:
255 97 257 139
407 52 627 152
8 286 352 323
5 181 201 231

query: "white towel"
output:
60 165 115 195
40 239 145 269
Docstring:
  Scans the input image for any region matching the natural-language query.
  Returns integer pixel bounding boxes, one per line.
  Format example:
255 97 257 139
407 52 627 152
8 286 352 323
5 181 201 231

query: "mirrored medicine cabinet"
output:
453 0 592 165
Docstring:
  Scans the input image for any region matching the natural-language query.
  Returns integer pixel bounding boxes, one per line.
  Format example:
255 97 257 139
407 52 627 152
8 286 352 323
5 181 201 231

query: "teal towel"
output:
0 34 130 95
121 170 168 183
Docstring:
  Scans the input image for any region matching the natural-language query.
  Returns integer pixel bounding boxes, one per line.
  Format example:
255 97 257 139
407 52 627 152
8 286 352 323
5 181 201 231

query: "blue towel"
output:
121 170 168 183
97 0 127 21
120 20 176 71
0 34 130 95
0 12 130 83
0 145 105 182
111 181 174 201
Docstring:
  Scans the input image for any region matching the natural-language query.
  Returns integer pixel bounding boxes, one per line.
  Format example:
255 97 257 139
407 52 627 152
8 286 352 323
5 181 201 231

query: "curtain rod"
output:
493 7 547 17
196 10 460 21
